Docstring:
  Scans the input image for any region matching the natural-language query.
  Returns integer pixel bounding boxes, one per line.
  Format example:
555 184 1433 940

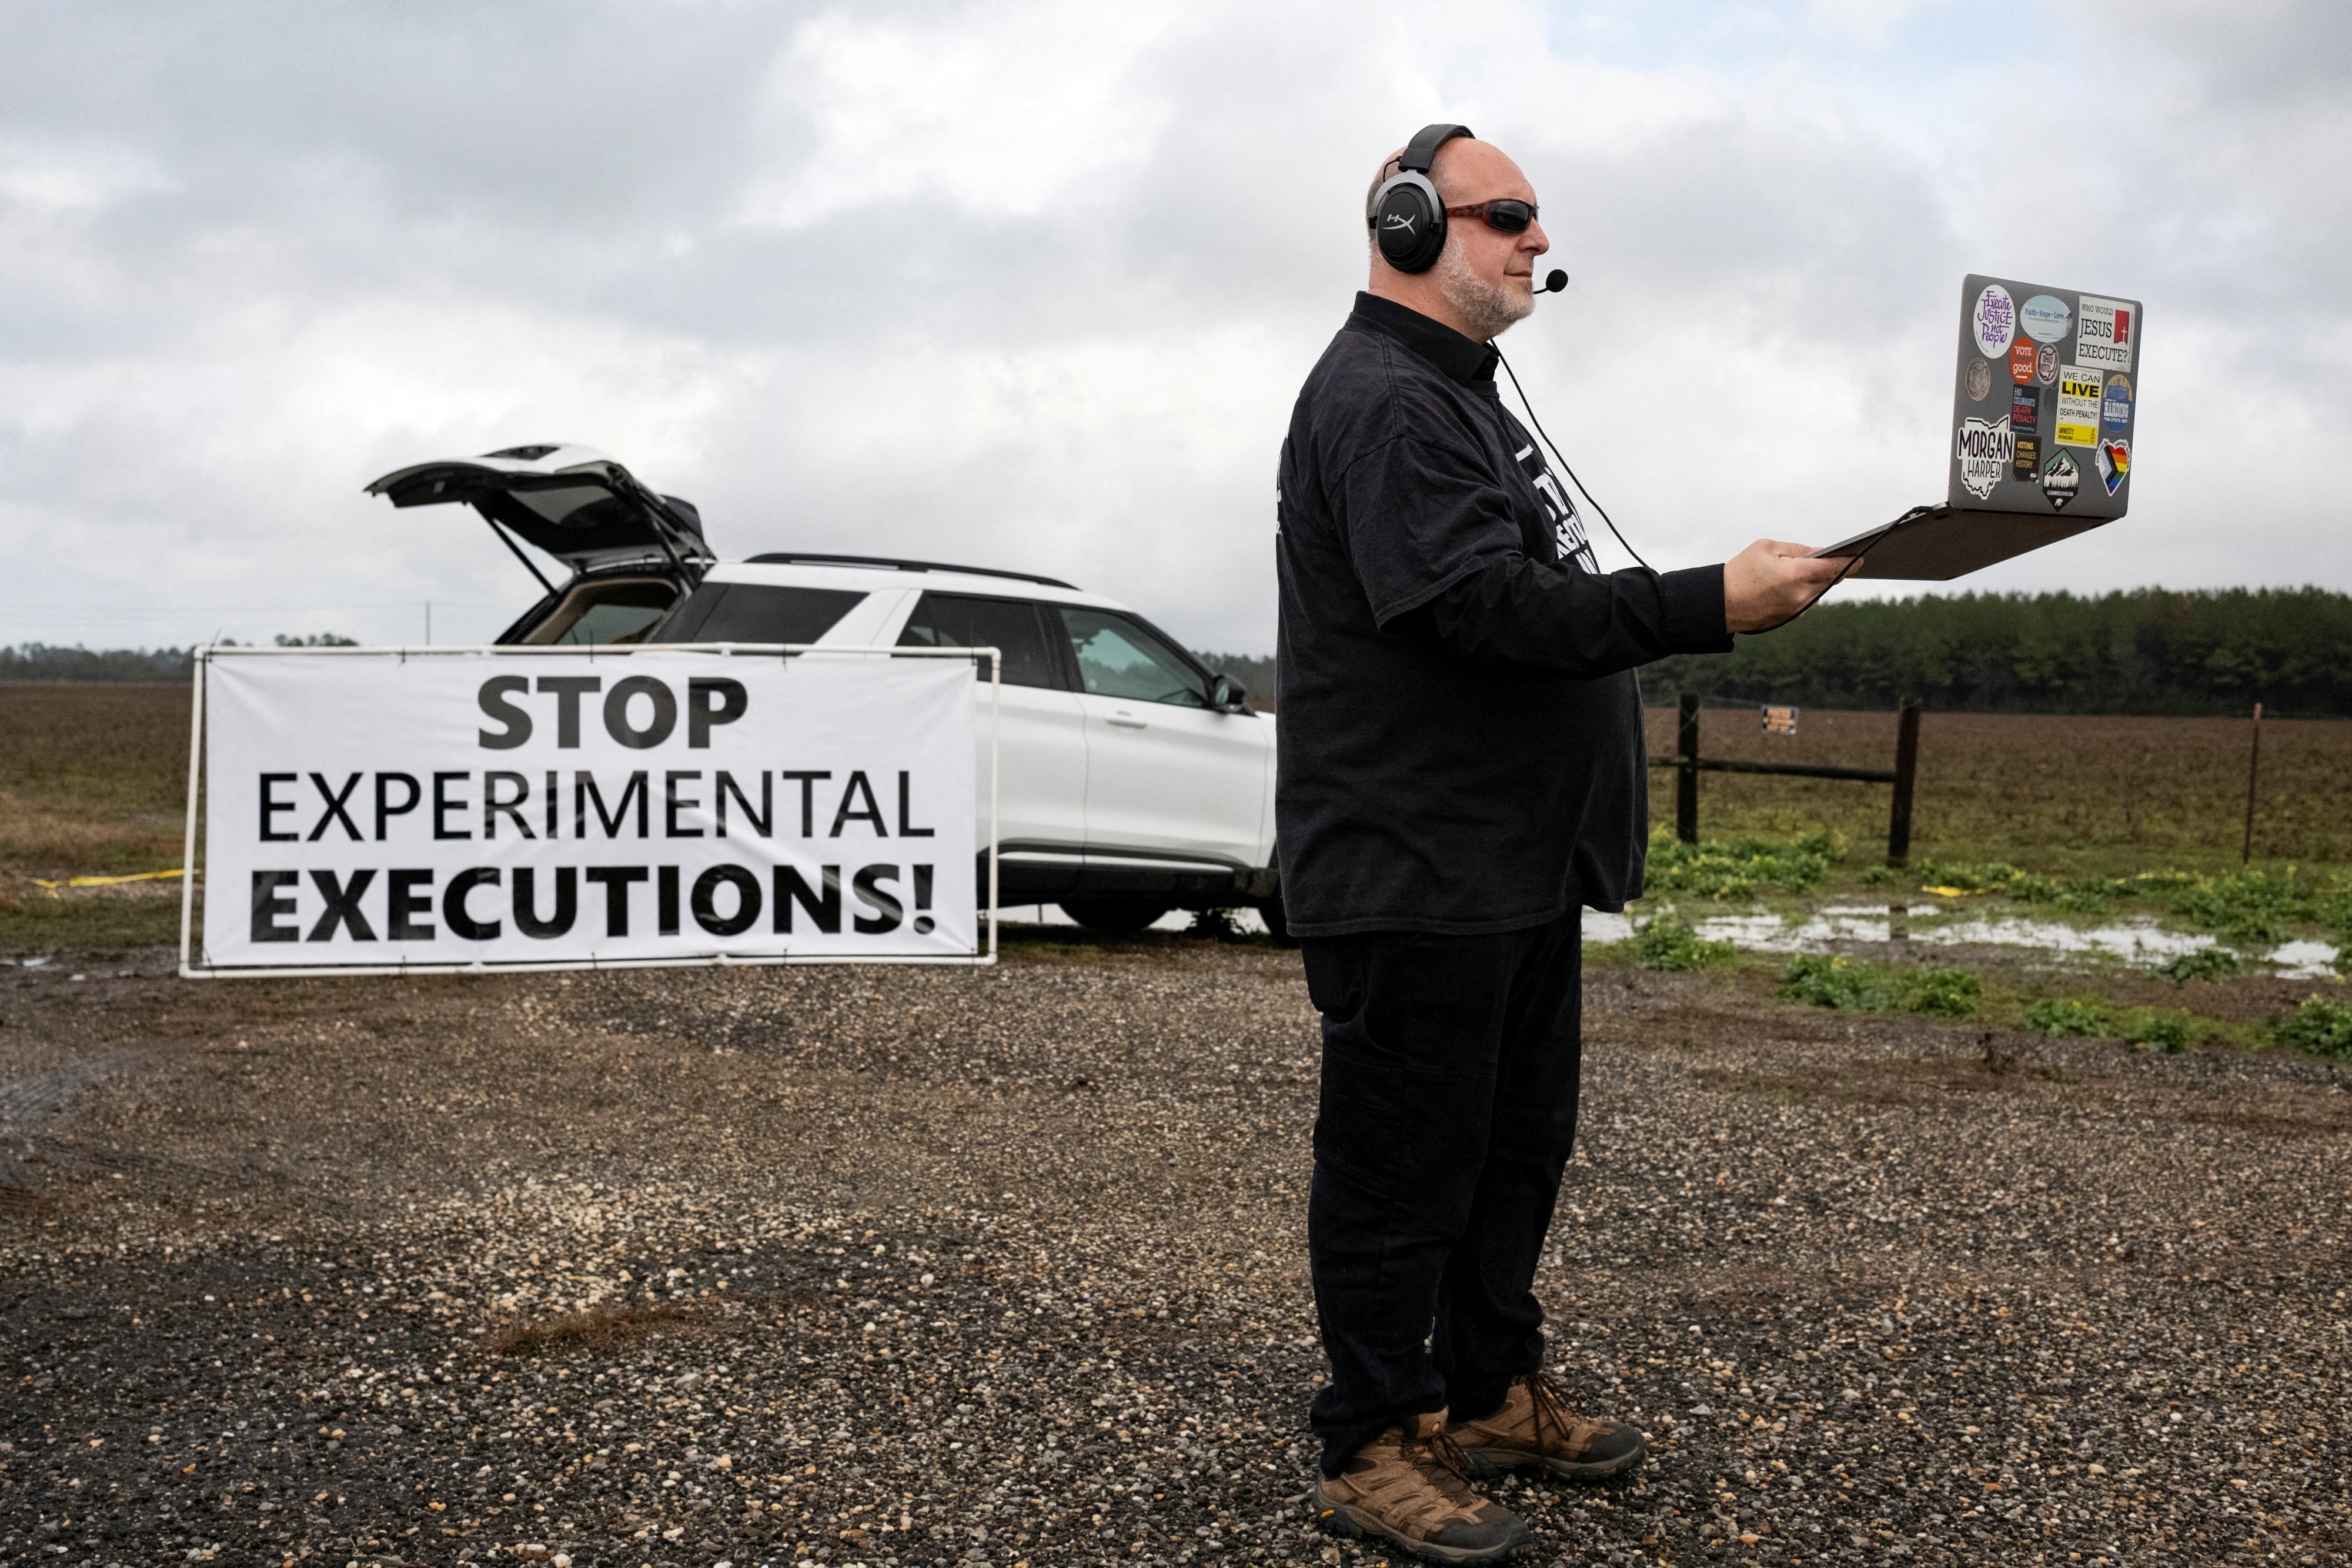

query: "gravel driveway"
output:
2 938 2347 1568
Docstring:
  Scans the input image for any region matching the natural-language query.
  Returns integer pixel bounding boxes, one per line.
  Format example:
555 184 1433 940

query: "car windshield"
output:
1060 609 1207 707
521 577 679 645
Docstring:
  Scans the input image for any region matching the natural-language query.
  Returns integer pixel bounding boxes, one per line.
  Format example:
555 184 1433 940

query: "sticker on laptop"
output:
2035 342 2060 385
1955 415 2016 500
1965 357 1992 402
2055 365 2103 447
2096 437 2130 496
2042 449 2082 510
2010 385 2040 479
2102 373 2133 432
2075 296 2135 372
1972 283 2017 356
2009 337 2038 385
2019 294 2073 343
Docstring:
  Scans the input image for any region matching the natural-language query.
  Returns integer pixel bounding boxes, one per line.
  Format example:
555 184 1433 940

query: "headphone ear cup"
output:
1370 173 1447 273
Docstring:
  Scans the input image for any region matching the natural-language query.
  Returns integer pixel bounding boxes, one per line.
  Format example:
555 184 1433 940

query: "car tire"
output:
1057 899 1171 934
1256 892 1300 949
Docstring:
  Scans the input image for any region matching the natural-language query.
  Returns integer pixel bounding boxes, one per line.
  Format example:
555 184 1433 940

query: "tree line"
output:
1638 587 2351 718
0 634 355 681
14 587 2347 717
1211 586 2352 719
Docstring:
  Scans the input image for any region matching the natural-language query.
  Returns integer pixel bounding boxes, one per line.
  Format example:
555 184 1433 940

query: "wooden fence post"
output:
1886 699 1921 868
2241 701 2263 864
1676 692 1700 845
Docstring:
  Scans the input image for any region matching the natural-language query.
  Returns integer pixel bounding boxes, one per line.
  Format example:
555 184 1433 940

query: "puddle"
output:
1590 905 2343 978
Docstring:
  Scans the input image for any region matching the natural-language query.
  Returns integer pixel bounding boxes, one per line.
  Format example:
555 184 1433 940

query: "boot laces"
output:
1522 1369 1581 1451
1399 1426 1482 1509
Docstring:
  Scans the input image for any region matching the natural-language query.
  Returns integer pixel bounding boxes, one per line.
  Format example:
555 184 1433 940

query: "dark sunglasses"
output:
1445 199 1538 233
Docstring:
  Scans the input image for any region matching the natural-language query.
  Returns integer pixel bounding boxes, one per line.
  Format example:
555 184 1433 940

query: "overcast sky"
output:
3 0 2345 653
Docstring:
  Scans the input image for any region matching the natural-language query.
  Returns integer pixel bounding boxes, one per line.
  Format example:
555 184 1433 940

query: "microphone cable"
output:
1745 505 1933 634
1498 341 1930 634
1494 346 1651 572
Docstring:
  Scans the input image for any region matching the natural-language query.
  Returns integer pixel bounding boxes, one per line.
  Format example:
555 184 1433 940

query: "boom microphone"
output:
1534 269 1568 295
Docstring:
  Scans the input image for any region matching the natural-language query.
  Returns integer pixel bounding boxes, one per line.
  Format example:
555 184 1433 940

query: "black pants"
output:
1303 907 1583 1475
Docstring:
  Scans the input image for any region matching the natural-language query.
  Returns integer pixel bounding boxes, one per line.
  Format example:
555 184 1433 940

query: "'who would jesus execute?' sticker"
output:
2075 296 2135 372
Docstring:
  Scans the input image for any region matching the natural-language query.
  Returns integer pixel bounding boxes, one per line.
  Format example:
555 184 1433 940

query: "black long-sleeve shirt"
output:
1274 293 1732 937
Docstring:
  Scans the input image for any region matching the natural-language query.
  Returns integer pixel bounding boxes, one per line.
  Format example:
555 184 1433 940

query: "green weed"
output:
2270 995 2352 1059
1645 830 1842 900
1631 916 1735 972
1906 967 1983 1018
2022 998 2113 1037
1775 954 1981 1018
2120 1008 2197 1054
1909 860 2026 893
1776 954 1885 1009
2153 947 2241 984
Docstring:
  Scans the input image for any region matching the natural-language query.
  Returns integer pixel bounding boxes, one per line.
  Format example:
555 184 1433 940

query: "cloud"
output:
0 0 2345 653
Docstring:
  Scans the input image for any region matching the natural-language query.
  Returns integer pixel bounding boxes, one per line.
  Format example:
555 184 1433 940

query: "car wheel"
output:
1058 899 1170 934
1256 892 1301 949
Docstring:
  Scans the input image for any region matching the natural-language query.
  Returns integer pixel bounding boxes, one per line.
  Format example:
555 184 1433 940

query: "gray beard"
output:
1435 243 1532 339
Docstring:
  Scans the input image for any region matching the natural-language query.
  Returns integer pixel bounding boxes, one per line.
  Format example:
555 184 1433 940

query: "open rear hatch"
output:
366 444 713 644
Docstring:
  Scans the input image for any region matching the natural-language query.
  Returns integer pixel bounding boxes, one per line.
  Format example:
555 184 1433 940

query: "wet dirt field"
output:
4 939 2348 1568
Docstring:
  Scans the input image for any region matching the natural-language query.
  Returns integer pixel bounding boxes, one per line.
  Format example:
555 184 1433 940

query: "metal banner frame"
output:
179 642 1001 978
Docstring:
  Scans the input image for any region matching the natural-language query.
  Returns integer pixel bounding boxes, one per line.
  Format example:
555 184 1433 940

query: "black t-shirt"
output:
1274 293 1732 938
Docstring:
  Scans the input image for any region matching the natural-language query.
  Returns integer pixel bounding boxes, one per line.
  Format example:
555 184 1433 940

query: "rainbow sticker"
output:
2096 437 2130 496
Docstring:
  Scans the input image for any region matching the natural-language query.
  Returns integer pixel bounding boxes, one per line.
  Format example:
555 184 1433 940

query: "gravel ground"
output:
2 936 2348 1568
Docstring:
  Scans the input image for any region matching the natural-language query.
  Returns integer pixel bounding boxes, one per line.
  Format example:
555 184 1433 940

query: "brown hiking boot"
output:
1448 1371 1648 1482
1311 1410 1531 1564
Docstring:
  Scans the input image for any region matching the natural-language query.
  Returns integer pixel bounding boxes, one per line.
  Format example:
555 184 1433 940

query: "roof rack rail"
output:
741 552 1077 590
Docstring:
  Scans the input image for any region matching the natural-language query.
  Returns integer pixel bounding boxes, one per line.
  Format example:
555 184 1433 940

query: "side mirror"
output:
1210 674 1250 713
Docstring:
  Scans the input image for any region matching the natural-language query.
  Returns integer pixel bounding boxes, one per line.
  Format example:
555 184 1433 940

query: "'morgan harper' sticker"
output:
2076 295 2135 372
2102 373 2133 432
1966 358 1992 402
2097 437 2130 496
1973 283 2017 356
1955 415 2016 500
2042 449 2082 510
2019 294 2073 343
2055 365 2103 447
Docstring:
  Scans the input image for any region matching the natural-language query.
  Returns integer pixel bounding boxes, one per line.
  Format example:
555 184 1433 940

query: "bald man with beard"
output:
1275 126 1848 1563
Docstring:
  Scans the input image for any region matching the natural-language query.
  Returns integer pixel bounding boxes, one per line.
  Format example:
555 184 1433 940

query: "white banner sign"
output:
189 648 986 974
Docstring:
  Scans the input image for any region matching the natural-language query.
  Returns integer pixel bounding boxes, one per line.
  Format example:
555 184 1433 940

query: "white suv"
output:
366 444 1284 936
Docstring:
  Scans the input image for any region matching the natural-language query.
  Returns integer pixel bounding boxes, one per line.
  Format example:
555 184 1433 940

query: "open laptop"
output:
1813 273 2142 579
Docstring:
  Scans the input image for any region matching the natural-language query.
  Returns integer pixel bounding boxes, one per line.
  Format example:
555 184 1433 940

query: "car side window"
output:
1059 609 1208 708
896 593 1061 688
653 583 866 644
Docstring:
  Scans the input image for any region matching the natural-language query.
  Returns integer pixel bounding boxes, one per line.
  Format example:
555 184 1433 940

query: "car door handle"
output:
1106 710 1148 729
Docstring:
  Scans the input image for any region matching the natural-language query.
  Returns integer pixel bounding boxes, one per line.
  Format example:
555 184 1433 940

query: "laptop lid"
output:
1814 273 2142 579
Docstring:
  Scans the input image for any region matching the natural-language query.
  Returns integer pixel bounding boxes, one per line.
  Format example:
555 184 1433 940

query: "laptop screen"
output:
1951 273 2141 521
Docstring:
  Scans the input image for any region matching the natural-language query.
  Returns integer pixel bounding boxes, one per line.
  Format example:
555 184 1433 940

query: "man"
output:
1275 125 1850 1563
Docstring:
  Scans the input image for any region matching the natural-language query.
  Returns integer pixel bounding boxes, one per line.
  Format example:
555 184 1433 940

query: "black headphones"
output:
1367 123 1474 273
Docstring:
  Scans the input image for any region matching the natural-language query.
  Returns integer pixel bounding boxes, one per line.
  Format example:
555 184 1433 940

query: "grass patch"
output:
2270 995 2352 1060
1643 707 2352 878
1775 955 1983 1018
484 1302 703 1358
0 890 186 953
1643 829 1842 900
1630 915 1735 972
